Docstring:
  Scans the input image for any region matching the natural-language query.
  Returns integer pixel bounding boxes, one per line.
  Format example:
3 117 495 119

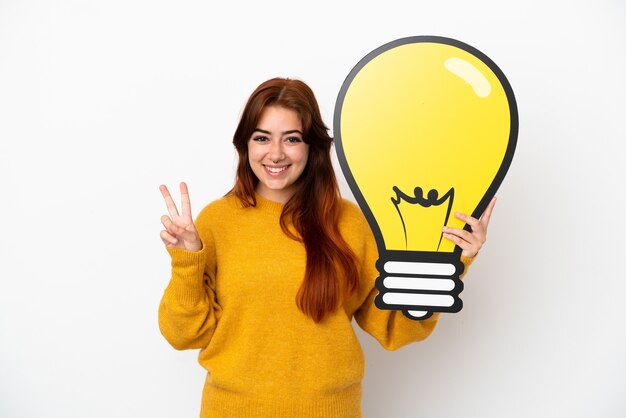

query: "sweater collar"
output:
253 192 285 214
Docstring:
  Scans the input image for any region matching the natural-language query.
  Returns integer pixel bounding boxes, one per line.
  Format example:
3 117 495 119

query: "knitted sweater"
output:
158 193 473 418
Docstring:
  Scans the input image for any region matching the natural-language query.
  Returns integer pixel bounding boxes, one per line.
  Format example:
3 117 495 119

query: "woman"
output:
158 78 495 418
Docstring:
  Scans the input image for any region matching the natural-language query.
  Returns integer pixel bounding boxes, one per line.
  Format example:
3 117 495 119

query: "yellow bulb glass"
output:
335 37 517 320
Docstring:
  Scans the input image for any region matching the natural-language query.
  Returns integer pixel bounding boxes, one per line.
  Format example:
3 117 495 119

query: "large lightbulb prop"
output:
334 36 518 320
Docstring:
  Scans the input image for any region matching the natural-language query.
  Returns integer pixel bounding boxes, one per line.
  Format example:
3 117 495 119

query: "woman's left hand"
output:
442 196 497 259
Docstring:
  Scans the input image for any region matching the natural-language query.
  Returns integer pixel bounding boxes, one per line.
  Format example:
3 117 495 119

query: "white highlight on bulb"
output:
383 261 456 276
383 276 455 291
444 57 492 98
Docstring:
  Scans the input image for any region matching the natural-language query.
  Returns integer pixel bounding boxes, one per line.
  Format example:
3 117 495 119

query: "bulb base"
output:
374 251 464 321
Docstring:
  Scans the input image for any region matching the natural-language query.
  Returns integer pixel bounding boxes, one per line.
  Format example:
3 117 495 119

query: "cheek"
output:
247 143 263 163
298 146 310 165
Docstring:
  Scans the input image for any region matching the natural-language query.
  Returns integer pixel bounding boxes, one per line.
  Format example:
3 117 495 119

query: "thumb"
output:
179 227 199 242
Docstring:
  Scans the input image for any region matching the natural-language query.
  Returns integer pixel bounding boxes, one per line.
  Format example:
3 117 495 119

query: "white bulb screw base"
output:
374 251 464 321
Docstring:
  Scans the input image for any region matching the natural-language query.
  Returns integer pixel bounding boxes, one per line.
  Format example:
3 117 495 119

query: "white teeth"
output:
267 166 287 173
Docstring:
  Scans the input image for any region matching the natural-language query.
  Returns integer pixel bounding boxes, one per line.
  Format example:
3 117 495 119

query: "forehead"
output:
257 106 302 129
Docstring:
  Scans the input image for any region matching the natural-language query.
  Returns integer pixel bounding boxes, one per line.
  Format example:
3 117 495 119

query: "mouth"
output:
263 165 290 176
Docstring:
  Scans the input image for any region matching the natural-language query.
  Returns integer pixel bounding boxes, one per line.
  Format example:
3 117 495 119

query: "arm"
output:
354 247 473 351
158 244 221 350
354 197 495 351
157 183 222 350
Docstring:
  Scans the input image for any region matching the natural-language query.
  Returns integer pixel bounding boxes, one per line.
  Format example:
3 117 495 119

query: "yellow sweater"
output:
159 193 472 418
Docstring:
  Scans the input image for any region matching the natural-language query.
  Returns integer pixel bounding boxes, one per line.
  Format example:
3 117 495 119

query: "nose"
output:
268 140 285 163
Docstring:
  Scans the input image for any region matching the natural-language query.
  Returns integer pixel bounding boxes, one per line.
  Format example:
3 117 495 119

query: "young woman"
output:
158 78 495 418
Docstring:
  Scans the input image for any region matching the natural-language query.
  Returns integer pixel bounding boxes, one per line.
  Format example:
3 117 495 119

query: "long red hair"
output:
229 77 359 323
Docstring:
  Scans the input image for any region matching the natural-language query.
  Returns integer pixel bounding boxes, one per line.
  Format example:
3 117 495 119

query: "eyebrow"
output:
253 128 303 135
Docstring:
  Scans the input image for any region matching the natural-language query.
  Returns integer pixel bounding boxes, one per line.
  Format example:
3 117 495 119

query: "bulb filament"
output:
391 186 455 250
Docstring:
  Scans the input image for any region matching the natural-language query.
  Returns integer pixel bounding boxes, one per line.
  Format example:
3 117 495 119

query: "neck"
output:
255 184 296 204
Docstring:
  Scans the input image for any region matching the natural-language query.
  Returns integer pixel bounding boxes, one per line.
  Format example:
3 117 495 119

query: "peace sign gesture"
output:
159 182 202 252
441 196 497 258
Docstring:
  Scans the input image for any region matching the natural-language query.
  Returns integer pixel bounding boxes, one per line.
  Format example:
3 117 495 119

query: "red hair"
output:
229 78 359 323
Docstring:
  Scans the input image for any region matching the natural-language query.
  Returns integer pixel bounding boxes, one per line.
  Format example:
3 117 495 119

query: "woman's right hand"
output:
159 182 202 252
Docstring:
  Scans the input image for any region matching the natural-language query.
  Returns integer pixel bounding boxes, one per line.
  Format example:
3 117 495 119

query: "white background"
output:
1 0 625 417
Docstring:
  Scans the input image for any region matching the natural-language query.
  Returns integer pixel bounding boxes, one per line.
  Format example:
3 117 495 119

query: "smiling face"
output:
248 106 310 203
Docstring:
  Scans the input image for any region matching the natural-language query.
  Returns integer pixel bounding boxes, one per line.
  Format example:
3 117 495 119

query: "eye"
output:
252 136 269 142
286 136 303 144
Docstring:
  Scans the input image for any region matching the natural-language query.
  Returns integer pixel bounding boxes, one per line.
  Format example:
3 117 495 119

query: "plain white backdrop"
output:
1 0 624 417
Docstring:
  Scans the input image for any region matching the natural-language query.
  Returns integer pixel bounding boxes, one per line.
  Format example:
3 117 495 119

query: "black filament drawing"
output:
391 186 455 250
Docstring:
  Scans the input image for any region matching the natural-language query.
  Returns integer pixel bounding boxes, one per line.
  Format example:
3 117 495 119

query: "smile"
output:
264 165 289 175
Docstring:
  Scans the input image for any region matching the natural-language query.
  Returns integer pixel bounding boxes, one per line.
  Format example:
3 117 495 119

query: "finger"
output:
161 215 199 242
442 232 470 248
177 227 200 244
480 196 497 227
442 226 475 244
180 182 192 219
454 211 479 229
442 232 478 258
160 230 178 245
159 185 180 218
161 215 181 236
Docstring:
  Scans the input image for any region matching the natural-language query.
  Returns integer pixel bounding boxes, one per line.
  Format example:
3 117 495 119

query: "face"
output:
248 106 310 203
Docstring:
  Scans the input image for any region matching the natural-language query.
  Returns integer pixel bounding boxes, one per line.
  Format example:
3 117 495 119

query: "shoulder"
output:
338 198 373 240
339 199 367 224
338 199 378 270
194 194 242 230
199 194 241 213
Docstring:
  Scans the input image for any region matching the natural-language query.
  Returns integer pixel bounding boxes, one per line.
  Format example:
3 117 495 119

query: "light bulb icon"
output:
334 36 518 320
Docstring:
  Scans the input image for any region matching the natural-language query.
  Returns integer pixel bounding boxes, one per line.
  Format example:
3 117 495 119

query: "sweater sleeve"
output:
158 209 222 350
353 217 474 351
